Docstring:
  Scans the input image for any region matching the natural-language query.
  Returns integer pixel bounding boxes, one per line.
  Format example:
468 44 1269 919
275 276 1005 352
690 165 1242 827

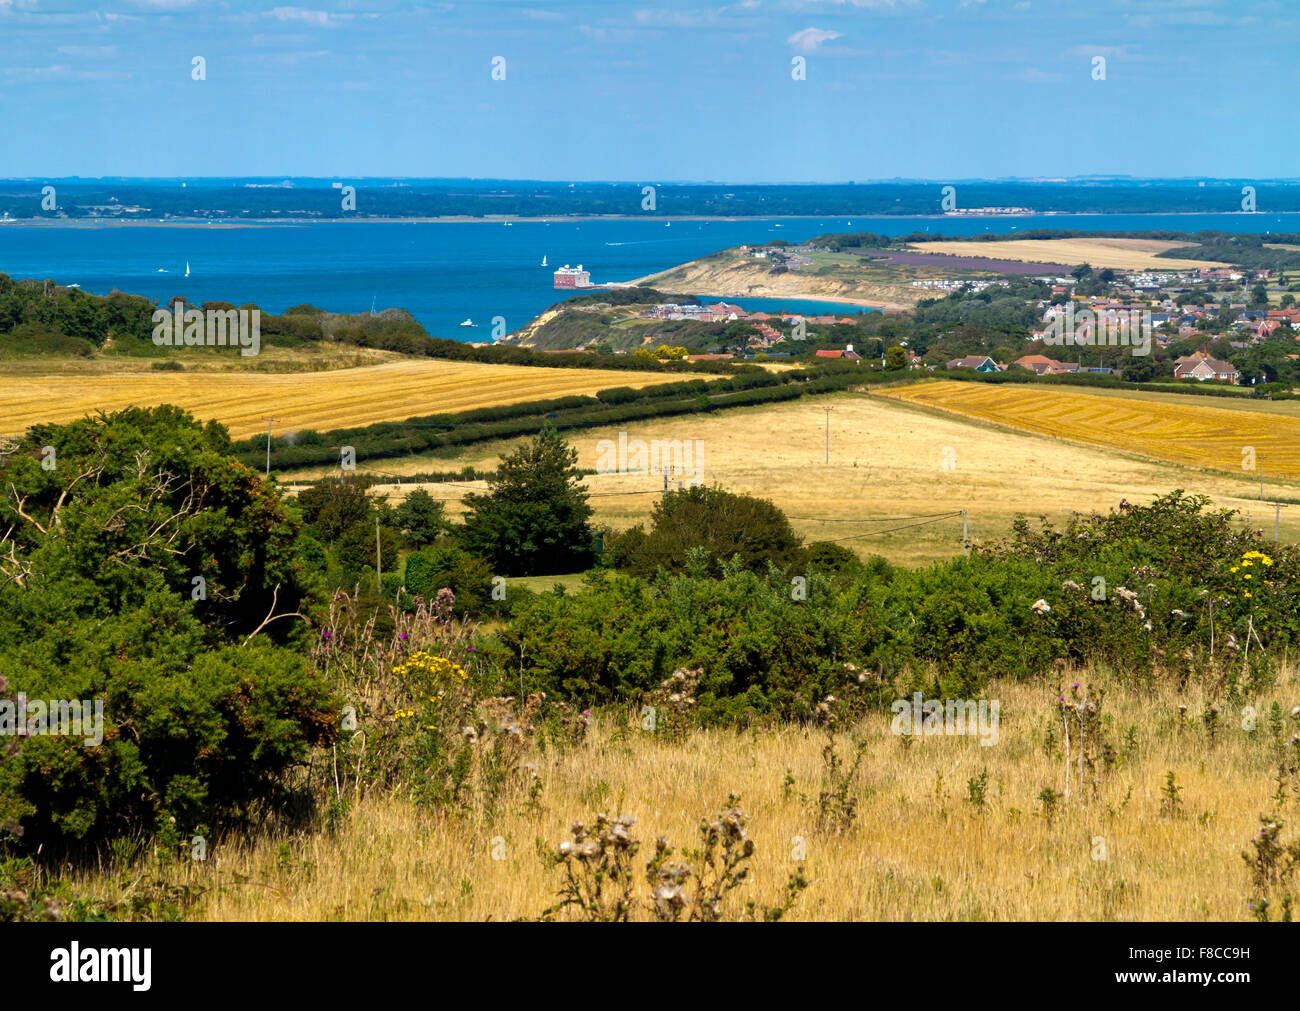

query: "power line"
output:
787 511 959 523
817 512 963 544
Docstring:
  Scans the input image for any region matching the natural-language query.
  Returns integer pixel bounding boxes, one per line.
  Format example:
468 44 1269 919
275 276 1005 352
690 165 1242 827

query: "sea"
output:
2 212 1299 340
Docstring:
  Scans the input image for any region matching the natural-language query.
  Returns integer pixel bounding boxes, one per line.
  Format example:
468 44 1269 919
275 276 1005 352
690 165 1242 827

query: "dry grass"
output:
67 673 1300 921
882 381 1300 483
0 358 689 441
909 238 1216 271
310 389 1300 567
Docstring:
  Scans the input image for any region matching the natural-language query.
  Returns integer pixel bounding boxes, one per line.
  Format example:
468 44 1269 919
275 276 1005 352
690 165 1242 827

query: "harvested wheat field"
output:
67 674 1300 921
910 237 1217 272
327 390 1300 566
0 359 689 441
881 381 1300 484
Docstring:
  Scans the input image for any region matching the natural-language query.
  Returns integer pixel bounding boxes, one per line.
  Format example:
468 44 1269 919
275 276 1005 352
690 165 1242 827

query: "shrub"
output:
403 546 494 612
0 408 337 849
616 485 806 579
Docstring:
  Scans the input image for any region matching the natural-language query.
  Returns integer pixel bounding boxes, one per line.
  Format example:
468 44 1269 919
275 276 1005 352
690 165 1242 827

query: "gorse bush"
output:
501 492 1300 718
0 408 337 850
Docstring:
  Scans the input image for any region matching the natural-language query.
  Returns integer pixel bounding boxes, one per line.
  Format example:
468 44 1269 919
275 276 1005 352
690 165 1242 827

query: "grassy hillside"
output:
59 673 1300 921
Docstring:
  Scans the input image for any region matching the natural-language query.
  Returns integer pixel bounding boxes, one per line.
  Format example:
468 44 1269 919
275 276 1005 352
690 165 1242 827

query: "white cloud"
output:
265 7 350 27
788 26 842 51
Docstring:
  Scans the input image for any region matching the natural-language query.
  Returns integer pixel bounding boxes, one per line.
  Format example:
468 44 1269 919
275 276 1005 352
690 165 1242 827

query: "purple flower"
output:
323 630 331 639
399 632 408 641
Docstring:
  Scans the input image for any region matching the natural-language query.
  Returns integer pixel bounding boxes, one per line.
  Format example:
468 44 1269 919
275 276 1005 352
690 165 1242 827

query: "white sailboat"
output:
542 255 548 267
185 261 190 278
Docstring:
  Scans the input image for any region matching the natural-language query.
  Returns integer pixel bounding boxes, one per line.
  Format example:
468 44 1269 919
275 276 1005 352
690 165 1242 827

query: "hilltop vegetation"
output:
0 272 431 358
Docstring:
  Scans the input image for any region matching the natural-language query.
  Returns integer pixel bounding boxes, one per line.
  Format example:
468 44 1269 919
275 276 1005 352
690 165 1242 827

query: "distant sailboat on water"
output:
185 261 190 278
542 255 548 267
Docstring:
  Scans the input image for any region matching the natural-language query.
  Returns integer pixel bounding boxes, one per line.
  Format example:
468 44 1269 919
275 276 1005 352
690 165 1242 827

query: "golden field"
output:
296 389 1300 566
0 358 691 441
65 674 1300 921
881 381 1300 484
908 237 1217 271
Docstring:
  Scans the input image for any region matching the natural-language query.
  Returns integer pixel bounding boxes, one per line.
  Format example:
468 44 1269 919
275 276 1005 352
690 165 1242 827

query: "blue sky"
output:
0 0 1296 180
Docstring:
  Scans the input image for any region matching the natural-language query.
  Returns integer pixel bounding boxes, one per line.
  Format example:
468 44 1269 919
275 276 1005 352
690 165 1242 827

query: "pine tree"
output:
459 425 594 576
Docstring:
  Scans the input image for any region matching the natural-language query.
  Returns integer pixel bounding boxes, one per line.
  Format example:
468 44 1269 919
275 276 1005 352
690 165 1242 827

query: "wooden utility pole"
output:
823 406 833 464
375 516 382 589
962 509 969 557
262 417 278 477
1276 501 1281 543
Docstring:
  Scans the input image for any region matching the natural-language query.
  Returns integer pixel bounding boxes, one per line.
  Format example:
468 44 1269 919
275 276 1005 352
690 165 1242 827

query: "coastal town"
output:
536 239 1300 386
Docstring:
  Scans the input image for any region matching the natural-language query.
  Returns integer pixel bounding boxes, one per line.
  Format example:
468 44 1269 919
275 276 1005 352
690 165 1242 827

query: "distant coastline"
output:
0 210 1291 228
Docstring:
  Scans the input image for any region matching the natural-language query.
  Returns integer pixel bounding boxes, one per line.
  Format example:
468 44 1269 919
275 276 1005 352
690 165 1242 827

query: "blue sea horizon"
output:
2 212 1297 340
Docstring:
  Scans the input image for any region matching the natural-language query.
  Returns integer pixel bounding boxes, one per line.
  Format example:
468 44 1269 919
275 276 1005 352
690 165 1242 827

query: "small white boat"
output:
542 255 548 267
460 319 477 328
157 268 168 273
185 260 190 277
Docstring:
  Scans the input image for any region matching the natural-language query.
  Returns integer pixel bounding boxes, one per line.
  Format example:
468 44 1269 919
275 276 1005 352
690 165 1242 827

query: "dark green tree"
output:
458 425 594 576
296 477 372 542
393 488 448 548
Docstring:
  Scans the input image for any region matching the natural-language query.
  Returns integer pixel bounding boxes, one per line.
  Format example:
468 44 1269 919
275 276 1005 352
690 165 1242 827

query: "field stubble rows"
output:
0 358 691 441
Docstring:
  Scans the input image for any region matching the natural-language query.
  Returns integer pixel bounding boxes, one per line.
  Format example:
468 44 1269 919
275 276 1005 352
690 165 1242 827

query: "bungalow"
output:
947 355 1001 372
1173 351 1240 384
1014 354 1080 376
816 344 862 362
